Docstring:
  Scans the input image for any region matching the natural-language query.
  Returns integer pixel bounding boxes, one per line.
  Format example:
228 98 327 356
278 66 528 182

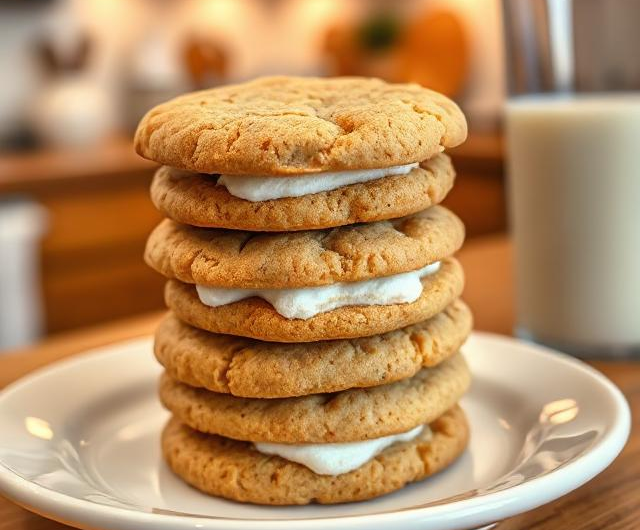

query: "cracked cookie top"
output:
134 76 467 175
144 205 465 288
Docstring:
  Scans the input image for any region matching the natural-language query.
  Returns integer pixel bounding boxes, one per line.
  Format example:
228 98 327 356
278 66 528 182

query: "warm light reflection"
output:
116 423 146 442
294 0 343 23
24 416 54 440
193 0 247 23
540 399 579 425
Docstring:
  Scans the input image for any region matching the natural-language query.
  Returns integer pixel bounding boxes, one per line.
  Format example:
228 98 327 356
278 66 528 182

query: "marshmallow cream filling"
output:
196 261 441 320
255 425 430 476
217 162 419 201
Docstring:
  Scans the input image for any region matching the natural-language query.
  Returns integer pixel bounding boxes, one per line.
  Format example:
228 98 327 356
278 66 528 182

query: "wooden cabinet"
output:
0 140 165 334
446 133 506 237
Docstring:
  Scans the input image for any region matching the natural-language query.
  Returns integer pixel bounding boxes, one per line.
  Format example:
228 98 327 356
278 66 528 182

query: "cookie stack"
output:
136 76 472 505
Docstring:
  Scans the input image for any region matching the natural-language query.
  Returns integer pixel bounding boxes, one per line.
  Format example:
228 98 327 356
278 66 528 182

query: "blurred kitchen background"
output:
0 0 635 351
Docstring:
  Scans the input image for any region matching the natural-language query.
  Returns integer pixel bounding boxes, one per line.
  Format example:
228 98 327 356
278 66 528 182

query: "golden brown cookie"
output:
155 299 472 398
145 205 464 289
162 405 469 505
135 76 467 175
159 352 470 443
150 154 455 231
164 257 464 342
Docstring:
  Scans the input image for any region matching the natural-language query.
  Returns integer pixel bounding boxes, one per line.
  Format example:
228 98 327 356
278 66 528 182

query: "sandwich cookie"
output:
162 405 469 504
150 153 455 231
159 352 470 443
164 257 463 342
135 76 467 175
147 206 465 341
155 299 472 398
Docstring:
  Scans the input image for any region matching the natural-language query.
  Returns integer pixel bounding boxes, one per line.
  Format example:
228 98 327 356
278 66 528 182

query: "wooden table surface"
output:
0 236 637 529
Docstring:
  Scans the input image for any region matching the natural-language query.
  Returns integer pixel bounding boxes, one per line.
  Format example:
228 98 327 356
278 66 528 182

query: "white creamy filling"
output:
217 162 419 201
196 261 440 320
255 425 430 476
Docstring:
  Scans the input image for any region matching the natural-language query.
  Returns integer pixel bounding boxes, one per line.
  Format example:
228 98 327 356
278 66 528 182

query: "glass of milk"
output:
503 1 640 357
506 95 640 357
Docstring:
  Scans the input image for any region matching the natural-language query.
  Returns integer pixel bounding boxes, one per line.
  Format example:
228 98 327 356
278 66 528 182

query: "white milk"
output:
506 95 640 355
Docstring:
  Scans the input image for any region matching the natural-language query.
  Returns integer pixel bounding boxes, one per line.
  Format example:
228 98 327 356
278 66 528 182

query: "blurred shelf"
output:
0 137 156 193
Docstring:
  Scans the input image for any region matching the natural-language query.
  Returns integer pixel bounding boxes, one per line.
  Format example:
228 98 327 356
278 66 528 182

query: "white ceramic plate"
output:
0 332 630 530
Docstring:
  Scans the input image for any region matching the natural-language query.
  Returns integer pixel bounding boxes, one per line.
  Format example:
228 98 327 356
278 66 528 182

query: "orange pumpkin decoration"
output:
323 8 469 98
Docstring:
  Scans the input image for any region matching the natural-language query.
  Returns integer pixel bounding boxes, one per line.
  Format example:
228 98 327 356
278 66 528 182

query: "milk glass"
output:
506 95 640 357
503 0 640 357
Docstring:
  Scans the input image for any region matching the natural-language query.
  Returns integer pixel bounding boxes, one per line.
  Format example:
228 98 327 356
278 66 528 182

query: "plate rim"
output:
0 332 631 530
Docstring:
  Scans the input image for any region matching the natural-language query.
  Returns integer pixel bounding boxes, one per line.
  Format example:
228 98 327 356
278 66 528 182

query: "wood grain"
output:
0 237 637 530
